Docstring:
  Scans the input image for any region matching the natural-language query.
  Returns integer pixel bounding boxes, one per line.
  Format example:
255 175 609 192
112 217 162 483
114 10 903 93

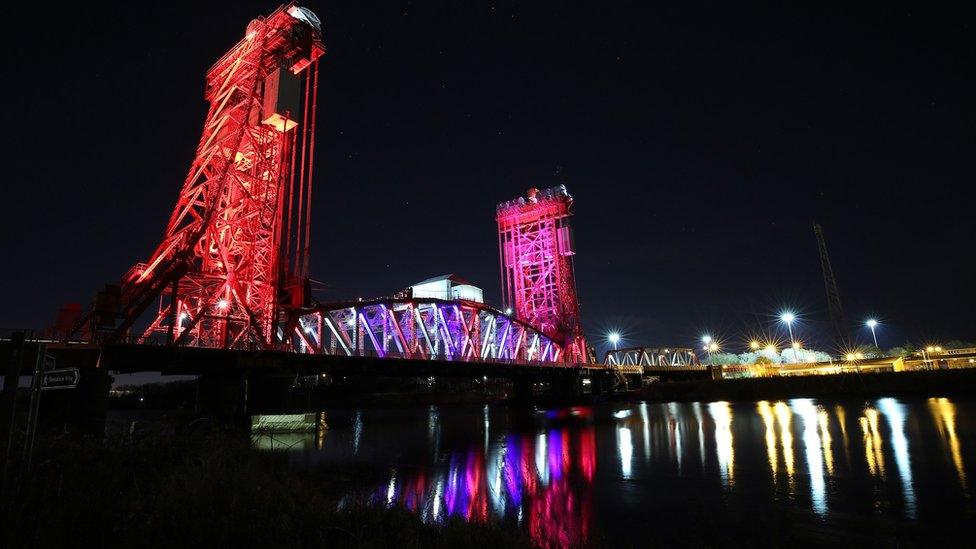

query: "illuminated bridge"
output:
604 346 703 373
42 4 613 419
290 298 566 363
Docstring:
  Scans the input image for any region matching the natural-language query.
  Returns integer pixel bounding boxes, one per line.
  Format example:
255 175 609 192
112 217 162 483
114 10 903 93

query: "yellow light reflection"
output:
859 407 885 477
929 397 966 490
835 404 850 466
708 401 735 487
316 412 328 450
818 408 834 475
757 401 778 476
774 401 795 478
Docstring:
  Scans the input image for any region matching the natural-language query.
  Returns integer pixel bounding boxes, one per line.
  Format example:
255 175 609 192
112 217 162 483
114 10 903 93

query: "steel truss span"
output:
287 298 576 365
604 347 701 369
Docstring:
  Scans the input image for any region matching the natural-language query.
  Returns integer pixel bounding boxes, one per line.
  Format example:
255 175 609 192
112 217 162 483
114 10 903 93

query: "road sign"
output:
41 368 80 391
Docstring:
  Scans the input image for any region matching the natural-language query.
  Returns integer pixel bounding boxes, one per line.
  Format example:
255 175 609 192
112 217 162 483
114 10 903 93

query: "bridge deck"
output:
95 343 610 380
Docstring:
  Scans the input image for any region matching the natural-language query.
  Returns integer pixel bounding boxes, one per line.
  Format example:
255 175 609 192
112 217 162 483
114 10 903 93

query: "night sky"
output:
3 2 973 357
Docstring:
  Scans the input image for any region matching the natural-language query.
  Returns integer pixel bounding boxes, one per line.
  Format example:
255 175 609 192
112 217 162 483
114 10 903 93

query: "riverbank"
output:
0 428 530 548
630 368 976 403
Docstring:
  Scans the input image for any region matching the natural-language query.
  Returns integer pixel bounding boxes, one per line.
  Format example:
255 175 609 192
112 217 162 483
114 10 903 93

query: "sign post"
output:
22 344 48 472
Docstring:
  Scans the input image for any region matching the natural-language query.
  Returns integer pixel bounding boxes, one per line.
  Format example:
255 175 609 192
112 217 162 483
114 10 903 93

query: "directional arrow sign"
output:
41 368 80 391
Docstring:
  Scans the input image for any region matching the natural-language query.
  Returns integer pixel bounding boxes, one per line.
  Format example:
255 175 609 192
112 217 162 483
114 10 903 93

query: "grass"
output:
1 427 531 548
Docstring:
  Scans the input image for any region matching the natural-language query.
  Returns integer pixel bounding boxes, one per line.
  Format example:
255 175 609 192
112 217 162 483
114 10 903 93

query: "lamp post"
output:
702 335 713 362
608 332 620 351
866 319 879 349
780 312 796 362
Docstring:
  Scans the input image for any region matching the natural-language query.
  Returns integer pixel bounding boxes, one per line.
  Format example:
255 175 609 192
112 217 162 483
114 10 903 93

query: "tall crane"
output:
813 223 849 349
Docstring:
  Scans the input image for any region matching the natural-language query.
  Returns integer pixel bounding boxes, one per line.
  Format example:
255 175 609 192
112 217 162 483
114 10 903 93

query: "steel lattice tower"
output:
497 186 587 363
814 223 848 348
108 4 325 349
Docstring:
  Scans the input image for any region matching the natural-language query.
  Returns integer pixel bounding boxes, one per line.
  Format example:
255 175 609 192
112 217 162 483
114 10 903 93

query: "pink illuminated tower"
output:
496 186 587 363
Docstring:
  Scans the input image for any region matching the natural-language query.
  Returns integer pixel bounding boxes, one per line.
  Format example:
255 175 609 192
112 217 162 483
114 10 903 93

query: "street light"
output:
866 319 879 348
780 311 797 362
608 332 621 351
702 335 713 360
749 340 760 350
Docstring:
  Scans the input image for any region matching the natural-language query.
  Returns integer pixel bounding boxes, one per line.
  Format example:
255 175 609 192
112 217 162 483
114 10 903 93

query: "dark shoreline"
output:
312 369 976 408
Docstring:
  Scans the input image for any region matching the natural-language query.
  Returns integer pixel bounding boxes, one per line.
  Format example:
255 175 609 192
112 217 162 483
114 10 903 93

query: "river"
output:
252 397 975 545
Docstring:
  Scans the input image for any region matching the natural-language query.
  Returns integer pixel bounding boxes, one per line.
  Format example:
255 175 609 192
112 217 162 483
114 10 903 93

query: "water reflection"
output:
757 401 779 476
878 398 916 518
378 420 596 547
260 397 975 545
792 399 827 516
667 402 683 473
929 397 967 490
708 402 735 487
692 402 706 467
860 406 885 477
818 408 834 475
617 426 633 479
774 401 795 479
353 409 363 455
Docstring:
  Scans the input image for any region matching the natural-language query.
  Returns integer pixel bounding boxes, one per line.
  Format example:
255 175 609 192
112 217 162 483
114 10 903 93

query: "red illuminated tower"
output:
110 4 325 349
496 186 587 363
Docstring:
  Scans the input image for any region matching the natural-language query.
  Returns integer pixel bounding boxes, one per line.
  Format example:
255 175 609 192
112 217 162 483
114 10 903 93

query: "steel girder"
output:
604 347 701 368
286 298 572 365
